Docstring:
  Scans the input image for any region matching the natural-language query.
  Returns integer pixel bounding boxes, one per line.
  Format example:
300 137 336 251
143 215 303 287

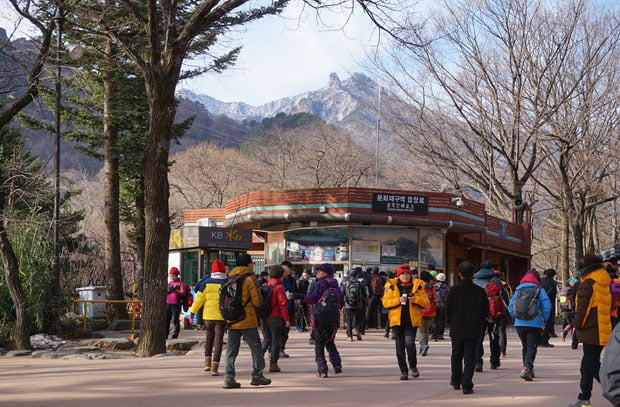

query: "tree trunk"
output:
135 176 146 299
560 214 570 287
573 221 584 265
103 38 127 321
136 84 176 356
0 195 31 350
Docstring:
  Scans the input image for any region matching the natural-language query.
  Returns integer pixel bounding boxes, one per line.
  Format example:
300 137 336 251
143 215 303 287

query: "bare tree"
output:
375 0 606 222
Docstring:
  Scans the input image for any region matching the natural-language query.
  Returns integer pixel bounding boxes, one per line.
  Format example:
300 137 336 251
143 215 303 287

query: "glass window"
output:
285 227 349 262
420 230 445 268
352 226 419 266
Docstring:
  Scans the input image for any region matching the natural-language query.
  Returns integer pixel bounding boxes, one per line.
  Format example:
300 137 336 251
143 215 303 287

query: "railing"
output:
73 299 142 332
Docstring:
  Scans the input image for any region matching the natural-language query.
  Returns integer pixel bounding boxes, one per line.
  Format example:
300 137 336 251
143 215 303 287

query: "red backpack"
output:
485 279 507 320
422 284 437 317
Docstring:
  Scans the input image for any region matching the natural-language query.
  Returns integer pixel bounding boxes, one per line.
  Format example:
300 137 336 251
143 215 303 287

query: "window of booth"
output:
285 227 349 263
420 229 445 268
181 250 199 286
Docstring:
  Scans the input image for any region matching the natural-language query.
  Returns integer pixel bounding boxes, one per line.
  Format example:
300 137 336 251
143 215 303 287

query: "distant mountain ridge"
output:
176 72 382 144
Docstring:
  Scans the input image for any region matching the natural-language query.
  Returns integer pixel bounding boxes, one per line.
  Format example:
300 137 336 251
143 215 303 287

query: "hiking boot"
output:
210 362 219 376
421 344 429 356
222 378 241 389
317 372 328 378
400 372 409 380
501 351 507 358
475 362 483 372
520 367 533 381
269 362 281 373
411 367 420 378
204 356 212 372
490 361 500 370
462 388 474 395
334 366 342 374
356 332 363 341
450 382 460 390
568 401 591 407
279 350 290 358
346 336 354 342
530 368 535 378
384 331 390 338
250 374 272 386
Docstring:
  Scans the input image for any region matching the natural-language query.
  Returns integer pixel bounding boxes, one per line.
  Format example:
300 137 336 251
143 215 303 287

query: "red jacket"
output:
268 279 290 322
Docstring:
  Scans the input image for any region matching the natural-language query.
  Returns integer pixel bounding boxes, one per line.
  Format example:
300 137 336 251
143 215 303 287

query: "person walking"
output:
305 263 344 378
431 272 449 341
568 254 612 407
540 268 559 347
261 265 290 373
445 261 489 395
280 261 297 358
382 264 429 380
341 268 368 341
166 267 188 339
418 270 436 356
295 270 312 332
473 260 502 371
189 259 228 374
222 254 271 389
508 269 551 381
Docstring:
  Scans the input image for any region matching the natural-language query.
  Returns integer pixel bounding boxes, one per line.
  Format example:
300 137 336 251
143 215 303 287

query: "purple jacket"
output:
305 276 343 305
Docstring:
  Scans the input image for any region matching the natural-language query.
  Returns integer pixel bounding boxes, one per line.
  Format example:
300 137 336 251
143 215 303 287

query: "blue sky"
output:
180 4 379 106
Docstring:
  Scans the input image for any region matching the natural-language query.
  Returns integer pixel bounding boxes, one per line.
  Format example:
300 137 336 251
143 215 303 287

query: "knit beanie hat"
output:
397 264 412 276
316 263 334 275
211 259 226 274
237 254 253 267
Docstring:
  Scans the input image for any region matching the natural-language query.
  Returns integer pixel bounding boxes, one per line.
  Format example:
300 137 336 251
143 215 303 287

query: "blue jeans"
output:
224 328 265 379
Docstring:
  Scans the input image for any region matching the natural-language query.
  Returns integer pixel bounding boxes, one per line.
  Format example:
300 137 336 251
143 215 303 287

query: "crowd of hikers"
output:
166 253 620 407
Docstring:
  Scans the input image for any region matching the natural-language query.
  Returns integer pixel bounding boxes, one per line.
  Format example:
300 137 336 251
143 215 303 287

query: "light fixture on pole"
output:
51 7 83 330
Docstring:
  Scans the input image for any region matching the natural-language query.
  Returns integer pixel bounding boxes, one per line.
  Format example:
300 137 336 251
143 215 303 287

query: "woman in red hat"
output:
382 264 429 380
166 267 187 339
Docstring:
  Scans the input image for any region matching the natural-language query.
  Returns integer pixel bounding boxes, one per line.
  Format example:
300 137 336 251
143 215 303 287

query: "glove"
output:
168 285 176 293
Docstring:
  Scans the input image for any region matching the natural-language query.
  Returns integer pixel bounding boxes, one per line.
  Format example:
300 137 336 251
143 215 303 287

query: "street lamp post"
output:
51 7 64 331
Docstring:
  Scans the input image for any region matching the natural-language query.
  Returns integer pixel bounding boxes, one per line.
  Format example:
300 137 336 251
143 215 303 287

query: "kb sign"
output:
169 226 252 250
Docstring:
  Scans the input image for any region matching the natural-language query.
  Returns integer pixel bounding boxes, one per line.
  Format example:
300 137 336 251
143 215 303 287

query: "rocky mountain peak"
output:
328 72 342 90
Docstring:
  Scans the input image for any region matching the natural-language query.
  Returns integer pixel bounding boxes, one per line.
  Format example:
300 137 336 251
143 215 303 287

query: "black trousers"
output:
431 308 446 338
516 326 541 370
451 337 478 391
578 343 604 401
392 325 418 373
165 303 181 338
477 319 501 367
261 316 284 363
344 308 363 337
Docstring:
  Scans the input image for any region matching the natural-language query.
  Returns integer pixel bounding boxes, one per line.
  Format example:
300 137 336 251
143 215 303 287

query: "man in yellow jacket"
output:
569 254 612 407
382 264 429 380
222 254 271 389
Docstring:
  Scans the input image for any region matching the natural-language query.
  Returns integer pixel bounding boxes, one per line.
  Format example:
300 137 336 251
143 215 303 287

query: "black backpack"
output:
513 286 541 320
219 275 250 324
256 282 282 319
344 280 362 306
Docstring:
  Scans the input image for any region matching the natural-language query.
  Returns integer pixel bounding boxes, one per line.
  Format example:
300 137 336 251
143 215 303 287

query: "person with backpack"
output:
507 269 551 382
279 261 297 358
431 272 449 341
472 260 504 371
493 269 512 358
445 261 489 395
382 264 430 380
221 254 271 389
259 265 290 373
188 259 227 375
295 270 312 332
304 263 345 378
418 270 436 356
166 267 188 339
561 279 578 348
606 263 620 328
341 268 368 341
540 268 559 347
368 266 385 329
568 254 612 407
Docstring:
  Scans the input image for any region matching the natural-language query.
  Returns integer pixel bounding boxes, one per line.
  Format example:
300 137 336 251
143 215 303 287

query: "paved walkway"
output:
0 327 610 407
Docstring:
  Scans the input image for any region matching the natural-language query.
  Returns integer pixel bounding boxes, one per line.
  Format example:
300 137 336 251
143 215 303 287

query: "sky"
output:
0 1 395 107
179 4 381 106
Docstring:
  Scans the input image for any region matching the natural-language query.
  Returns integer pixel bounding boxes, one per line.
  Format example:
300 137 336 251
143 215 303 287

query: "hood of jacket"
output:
474 268 496 280
520 273 540 285
229 266 253 278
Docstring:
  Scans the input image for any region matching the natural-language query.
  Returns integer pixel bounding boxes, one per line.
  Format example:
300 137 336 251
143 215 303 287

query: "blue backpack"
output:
312 287 341 323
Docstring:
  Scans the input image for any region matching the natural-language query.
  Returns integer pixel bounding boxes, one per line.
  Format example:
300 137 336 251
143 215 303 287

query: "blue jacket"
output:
508 282 551 328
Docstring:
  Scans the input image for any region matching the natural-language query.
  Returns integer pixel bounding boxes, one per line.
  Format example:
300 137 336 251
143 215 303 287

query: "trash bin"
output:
76 286 107 318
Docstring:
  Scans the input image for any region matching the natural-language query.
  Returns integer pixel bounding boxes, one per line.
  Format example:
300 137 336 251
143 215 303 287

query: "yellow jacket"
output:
227 266 261 329
188 276 226 321
576 267 612 346
382 278 429 327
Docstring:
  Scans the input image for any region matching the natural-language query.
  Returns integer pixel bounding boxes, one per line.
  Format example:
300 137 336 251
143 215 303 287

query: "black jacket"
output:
446 279 489 339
